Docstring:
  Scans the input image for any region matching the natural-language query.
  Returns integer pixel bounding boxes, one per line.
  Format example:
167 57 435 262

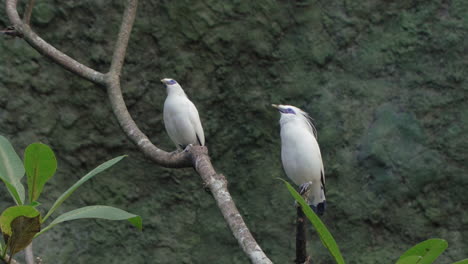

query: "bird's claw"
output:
299 181 312 195
183 144 194 152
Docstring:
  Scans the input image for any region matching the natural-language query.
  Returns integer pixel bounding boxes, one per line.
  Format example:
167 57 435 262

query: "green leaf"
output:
282 179 345 264
396 239 448 264
24 143 57 203
37 205 142 236
42 156 126 223
452 259 468 264
396 256 423 264
29 201 41 207
0 136 26 205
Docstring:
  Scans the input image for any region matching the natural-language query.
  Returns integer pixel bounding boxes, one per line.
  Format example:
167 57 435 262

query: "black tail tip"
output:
311 201 326 216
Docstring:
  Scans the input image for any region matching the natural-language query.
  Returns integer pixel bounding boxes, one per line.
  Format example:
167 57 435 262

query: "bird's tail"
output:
308 184 326 216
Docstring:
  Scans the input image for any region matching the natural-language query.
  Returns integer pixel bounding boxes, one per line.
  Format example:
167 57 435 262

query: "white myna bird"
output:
272 104 326 215
161 78 205 150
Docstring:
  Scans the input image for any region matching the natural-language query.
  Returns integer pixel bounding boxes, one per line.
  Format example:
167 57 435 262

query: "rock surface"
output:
0 0 467 263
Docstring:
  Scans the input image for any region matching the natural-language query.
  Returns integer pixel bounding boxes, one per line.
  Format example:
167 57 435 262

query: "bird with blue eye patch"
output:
272 104 326 215
161 78 205 150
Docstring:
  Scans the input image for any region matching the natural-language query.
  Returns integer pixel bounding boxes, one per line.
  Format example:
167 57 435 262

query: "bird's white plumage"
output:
162 78 205 149
273 104 326 213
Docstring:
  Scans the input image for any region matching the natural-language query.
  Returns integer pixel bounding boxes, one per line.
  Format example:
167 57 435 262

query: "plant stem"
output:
24 244 34 264
296 206 309 264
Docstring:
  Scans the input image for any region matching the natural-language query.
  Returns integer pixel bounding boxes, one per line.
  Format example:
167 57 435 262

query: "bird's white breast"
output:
163 94 199 147
280 120 323 186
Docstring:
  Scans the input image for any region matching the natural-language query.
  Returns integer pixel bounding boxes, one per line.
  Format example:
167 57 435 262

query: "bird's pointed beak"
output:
160 79 165 84
271 104 279 109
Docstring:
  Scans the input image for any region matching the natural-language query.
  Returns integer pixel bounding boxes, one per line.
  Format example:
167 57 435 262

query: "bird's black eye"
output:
167 80 177 85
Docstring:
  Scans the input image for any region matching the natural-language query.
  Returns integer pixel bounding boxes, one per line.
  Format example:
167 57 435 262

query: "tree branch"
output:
5 0 106 84
0 26 22 37
108 0 137 76
22 0 35 25
5 0 274 263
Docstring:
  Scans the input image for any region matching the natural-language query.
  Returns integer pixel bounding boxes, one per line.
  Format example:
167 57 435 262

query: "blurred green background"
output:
0 0 467 263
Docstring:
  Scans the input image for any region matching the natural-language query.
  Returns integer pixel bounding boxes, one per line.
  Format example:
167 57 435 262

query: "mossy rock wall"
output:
0 0 467 263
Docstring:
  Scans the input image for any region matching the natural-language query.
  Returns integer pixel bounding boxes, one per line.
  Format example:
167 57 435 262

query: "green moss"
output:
32 3 57 25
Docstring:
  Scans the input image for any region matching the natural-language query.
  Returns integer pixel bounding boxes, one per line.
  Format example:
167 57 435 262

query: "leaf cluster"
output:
0 136 141 263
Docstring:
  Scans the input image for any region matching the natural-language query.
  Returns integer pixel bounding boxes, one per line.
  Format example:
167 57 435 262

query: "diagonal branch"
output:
5 0 274 263
5 0 106 84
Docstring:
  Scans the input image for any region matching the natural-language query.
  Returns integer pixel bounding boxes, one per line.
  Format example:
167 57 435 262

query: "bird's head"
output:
272 104 318 138
271 104 300 115
161 78 186 96
161 78 178 86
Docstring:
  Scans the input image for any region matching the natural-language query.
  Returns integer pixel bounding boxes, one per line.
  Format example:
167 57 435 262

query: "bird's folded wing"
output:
188 101 205 146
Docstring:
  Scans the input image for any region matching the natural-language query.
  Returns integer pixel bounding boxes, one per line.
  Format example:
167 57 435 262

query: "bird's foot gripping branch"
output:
0 135 141 264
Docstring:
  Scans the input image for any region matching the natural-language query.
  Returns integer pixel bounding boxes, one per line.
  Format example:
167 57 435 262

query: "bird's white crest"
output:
272 104 326 215
272 104 318 138
161 78 187 97
162 78 205 149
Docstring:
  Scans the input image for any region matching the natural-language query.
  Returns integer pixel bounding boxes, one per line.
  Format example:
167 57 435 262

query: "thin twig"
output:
23 0 36 25
108 0 137 76
0 27 22 37
6 0 106 84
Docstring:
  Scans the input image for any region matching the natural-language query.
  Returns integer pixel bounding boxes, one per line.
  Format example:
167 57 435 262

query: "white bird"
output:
161 78 205 150
272 104 326 215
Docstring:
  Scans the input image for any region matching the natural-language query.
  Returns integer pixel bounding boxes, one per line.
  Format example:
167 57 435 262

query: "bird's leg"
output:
299 181 313 196
294 181 313 207
183 144 194 152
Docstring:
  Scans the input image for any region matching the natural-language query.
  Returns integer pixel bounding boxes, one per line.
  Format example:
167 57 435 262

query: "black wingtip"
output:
311 201 326 216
